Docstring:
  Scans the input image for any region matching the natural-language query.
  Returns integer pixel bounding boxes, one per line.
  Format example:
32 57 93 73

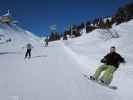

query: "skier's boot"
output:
99 79 105 84
90 76 96 81
99 79 108 86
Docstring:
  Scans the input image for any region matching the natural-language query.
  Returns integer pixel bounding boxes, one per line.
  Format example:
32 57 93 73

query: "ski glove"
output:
101 58 107 63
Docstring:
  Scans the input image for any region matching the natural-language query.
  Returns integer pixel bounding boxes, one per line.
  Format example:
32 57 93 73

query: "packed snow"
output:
0 20 133 100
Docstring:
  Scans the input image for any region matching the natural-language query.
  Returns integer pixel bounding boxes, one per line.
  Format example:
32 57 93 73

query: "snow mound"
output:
0 23 40 51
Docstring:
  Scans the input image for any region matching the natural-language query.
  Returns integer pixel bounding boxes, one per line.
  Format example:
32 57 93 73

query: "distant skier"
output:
63 34 68 40
90 46 126 85
25 43 33 59
45 37 49 47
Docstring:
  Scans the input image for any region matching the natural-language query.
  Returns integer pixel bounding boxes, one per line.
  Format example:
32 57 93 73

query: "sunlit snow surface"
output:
1 20 133 100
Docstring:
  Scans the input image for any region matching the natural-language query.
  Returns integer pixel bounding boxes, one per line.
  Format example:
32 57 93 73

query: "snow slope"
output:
1 20 133 100
1 41 119 100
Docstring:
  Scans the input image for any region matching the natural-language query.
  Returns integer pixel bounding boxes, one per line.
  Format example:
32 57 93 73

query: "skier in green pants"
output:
90 46 126 85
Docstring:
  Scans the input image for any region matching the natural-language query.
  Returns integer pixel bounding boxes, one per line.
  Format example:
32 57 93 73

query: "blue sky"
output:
0 0 132 36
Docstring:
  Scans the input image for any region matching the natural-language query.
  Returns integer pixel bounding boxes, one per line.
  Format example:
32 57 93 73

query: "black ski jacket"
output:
101 52 125 68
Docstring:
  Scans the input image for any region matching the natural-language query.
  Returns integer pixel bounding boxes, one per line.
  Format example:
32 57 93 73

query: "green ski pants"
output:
93 64 116 85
